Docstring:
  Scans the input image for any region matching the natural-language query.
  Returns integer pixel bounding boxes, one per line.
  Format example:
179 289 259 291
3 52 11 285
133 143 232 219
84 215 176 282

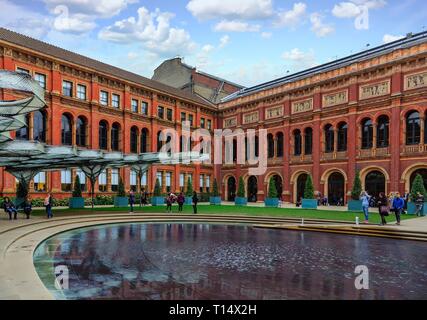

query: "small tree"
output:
186 177 193 197
268 178 278 198
304 175 315 199
237 176 245 198
410 174 427 201
72 175 82 198
351 171 362 200
153 178 161 196
212 178 219 197
117 176 126 197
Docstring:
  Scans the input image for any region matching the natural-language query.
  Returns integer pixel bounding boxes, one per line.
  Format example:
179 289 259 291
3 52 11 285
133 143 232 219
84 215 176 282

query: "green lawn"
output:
30 204 418 224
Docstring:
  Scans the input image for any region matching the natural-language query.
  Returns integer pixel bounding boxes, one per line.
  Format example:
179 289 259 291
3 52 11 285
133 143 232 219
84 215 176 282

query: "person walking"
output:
3 197 18 220
360 191 371 223
192 191 198 214
23 196 32 219
392 192 404 226
44 193 53 219
177 192 185 213
129 189 135 213
377 192 389 226
414 192 425 217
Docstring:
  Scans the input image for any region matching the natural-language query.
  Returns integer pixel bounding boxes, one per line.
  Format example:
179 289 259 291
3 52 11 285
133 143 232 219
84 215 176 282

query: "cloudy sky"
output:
1 0 426 87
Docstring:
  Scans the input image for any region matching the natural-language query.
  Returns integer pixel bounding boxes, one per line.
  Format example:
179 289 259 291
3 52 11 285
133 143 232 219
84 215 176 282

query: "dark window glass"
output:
377 116 389 148
276 132 284 157
99 121 108 150
61 114 72 145
361 119 373 149
167 108 173 121
16 114 30 140
141 102 148 115
267 134 274 158
76 117 86 147
141 129 148 153
304 128 312 155
337 123 347 151
62 81 73 97
130 127 138 153
406 111 420 145
294 130 302 155
33 111 46 142
131 99 138 113
325 125 334 153
111 123 120 151
158 106 164 119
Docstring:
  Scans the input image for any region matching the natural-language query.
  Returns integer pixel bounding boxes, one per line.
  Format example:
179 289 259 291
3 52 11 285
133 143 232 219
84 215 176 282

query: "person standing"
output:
23 196 32 219
165 193 173 213
177 192 185 213
377 192 389 226
44 193 53 219
414 192 425 217
3 197 18 220
392 192 404 226
192 191 198 214
129 190 135 213
360 191 371 223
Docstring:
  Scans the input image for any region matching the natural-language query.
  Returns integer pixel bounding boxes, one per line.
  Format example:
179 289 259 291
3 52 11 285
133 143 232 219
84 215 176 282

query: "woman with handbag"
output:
377 192 389 225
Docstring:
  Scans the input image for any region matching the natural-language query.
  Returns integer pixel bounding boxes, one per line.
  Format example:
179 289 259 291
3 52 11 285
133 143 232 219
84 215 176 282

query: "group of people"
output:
2 193 53 220
315 193 345 206
164 191 199 214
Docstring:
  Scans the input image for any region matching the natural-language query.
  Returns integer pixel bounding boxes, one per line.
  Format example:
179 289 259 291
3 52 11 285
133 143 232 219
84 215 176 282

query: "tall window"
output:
166 108 173 121
267 134 274 158
180 173 185 192
34 172 46 192
62 80 73 97
276 132 284 157
156 172 162 186
98 170 107 192
406 111 420 145
131 99 138 113
34 73 46 89
294 130 302 155
130 171 137 191
141 102 148 115
111 123 120 151
112 94 120 108
199 174 204 192
76 169 86 191
99 120 108 150
141 128 149 153
157 131 164 152
15 114 29 140
111 169 119 192
207 119 212 130
76 117 86 147
337 122 348 151
324 124 334 153
206 176 210 193
188 114 194 126
166 172 172 192
304 128 312 155
361 118 373 149
33 110 46 142
100 91 109 106
61 169 72 191
130 126 138 153
61 114 72 145
181 112 186 122
157 106 164 119
141 172 147 187
377 116 389 148
77 84 86 100
201 118 205 128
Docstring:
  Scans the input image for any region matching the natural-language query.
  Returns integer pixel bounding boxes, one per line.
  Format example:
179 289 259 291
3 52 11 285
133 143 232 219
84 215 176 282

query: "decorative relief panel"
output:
265 106 283 120
322 90 348 107
404 72 427 90
243 111 259 124
223 117 237 128
359 80 390 100
291 98 313 114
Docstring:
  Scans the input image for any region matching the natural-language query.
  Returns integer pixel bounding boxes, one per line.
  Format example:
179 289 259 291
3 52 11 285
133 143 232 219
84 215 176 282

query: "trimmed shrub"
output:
72 175 82 198
212 179 219 197
304 175 315 199
153 178 161 197
410 174 427 201
237 177 245 198
351 171 362 200
186 177 193 197
268 178 278 198
117 176 126 197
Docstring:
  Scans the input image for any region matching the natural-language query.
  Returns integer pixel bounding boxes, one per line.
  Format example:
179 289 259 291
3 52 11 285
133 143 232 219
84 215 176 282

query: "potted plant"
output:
185 176 193 205
348 171 363 211
114 176 128 207
209 178 221 205
407 174 427 215
151 178 164 206
69 175 85 209
265 177 279 207
302 174 317 209
235 176 247 206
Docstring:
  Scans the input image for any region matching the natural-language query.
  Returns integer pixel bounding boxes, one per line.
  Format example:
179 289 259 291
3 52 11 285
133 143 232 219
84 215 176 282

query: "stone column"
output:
333 128 338 154
420 115 425 146
372 123 377 150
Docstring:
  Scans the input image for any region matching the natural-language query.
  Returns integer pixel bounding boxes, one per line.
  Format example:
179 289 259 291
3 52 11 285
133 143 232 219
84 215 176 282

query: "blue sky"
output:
1 0 426 87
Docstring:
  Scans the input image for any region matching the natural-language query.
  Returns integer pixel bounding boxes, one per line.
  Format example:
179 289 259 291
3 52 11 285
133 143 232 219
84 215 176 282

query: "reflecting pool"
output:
33 223 427 300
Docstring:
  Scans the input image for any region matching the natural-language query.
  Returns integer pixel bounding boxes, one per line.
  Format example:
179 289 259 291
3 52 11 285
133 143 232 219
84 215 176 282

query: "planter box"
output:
69 197 85 209
185 197 193 205
264 198 279 207
407 202 427 215
302 199 317 209
114 196 128 208
348 200 363 212
210 196 221 205
151 196 165 206
235 197 247 206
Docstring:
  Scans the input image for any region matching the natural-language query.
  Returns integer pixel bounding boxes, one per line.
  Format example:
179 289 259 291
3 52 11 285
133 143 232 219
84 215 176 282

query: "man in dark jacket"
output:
415 192 425 217
392 193 404 225
192 191 198 214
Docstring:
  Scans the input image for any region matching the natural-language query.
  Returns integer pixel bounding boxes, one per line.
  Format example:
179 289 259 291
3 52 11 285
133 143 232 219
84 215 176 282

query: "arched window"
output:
130 126 138 153
276 132 284 157
157 131 163 152
294 130 302 156
61 114 72 145
76 116 87 147
406 111 420 145
324 124 334 153
99 120 108 150
361 118 373 149
111 123 120 151
304 128 312 155
233 138 237 162
15 114 30 140
377 115 389 148
337 122 347 151
141 128 149 153
267 134 274 158
33 110 46 142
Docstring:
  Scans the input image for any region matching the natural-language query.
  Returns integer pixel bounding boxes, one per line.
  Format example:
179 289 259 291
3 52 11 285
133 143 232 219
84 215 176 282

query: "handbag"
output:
379 205 389 216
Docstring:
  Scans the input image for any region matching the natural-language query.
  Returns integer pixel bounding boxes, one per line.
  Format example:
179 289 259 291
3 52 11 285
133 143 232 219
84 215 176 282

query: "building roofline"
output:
221 31 427 103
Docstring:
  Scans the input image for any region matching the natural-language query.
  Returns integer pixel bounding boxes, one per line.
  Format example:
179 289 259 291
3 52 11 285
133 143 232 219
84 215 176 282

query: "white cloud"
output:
282 48 317 71
383 34 404 43
186 0 274 20
99 7 196 56
332 0 387 30
52 5 96 33
351 0 387 9
219 35 230 48
310 13 334 37
274 2 307 28
261 32 272 38
332 2 361 18
214 20 261 32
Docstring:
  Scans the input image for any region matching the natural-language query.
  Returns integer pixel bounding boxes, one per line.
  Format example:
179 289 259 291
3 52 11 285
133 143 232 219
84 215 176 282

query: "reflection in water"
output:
33 223 427 300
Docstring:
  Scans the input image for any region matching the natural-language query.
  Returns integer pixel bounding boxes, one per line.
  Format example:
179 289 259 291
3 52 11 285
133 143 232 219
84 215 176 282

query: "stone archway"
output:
223 175 236 201
360 166 389 195
365 171 386 198
327 172 345 205
264 172 283 199
401 163 427 193
291 170 310 203
247 175 258 202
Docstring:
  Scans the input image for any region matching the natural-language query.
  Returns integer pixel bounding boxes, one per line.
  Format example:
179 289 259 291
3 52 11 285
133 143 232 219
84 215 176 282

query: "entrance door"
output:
365 171 385 198
227 177 236 201
272 175 283 199
248 176 258 202
296 174 308 202
328 172 345 205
